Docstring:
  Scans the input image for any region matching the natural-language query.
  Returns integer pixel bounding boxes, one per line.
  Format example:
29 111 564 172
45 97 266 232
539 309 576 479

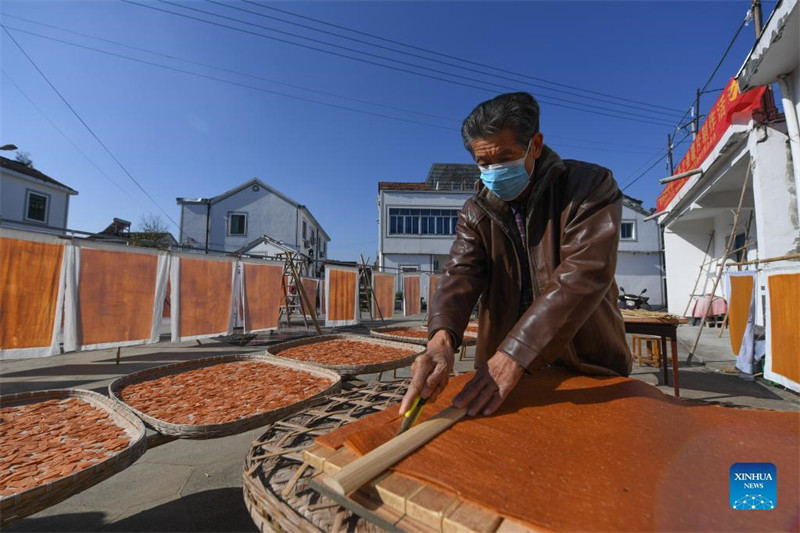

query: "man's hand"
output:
453 351 525 416
398 330 455 415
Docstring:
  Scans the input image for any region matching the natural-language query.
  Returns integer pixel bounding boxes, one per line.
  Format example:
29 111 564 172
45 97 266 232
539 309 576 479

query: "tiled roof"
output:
378 181 430 191
622 194 653 216
0 156 78 194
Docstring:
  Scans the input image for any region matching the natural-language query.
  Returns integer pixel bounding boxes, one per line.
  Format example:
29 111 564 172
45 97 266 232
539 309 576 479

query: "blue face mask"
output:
478 141 533 201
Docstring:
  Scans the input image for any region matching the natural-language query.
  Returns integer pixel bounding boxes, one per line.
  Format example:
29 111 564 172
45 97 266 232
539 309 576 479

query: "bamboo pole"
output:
323 406 467 495
288 252 322 335
728 253 800 267
682 232 715 317
687 160 752 363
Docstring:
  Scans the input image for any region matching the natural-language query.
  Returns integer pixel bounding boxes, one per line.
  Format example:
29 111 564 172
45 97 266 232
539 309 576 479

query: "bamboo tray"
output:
0 389 147 528
266 334 422 376
242 379 409 532
370 326 477 347
109 354 342 439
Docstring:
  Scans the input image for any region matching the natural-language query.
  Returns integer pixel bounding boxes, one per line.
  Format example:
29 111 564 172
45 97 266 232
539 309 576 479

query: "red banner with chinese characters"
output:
656 78 767 212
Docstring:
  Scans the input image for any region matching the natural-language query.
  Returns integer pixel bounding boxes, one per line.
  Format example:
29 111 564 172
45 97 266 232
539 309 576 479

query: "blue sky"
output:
1 1 773 260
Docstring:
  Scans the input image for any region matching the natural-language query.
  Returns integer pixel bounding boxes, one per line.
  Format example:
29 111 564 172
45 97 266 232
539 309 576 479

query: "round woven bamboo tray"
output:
370 326 477 347
266 334 422 376
0 388 147 528
109 353 342 439
243 379 409 532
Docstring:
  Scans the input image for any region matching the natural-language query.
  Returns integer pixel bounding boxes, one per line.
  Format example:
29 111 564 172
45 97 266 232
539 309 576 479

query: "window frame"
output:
386 207 459 237
227 212 248 236
24 189 50 224
620 220 637 241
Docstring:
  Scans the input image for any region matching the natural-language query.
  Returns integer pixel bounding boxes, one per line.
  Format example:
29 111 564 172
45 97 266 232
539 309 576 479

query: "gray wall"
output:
180 184 329 256
0 171 72 231
614 202 664 307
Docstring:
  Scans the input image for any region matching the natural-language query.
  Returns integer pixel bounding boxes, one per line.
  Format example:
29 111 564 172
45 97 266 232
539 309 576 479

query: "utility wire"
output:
6 24 665 155
1 26 185 237
620 133 691 191
2 69 157 217
701 15 748 93
240 0 686 115
3 25 455 131
121 0 675 127
160 0 677 125
212 0 683 120
3 14 456 123
6 14 664 151
668 10 751 142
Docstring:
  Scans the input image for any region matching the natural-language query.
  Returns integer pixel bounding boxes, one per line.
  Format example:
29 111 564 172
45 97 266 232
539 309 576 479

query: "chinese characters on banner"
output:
656 78 767 212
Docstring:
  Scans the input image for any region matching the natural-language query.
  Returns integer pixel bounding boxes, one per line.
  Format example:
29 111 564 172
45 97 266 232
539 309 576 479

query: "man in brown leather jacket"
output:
400 92 632 418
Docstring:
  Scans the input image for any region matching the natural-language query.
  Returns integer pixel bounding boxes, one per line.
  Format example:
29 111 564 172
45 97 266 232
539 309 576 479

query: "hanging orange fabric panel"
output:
326 267 357 322
768 273 800 384
243 262 283 332
78 247 157 347
403 275 420 316
320 369 799 532
0 237 63 351
728 274 754 355
428 274 441 311
179 257 233 338
372 273 395 319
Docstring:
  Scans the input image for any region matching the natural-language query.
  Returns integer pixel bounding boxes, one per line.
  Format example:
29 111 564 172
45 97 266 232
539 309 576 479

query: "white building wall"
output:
180 184 329 258
615 203 664 307
618 205 659 253
180 202 208 248
380 190 471 257
748 127 800 261
664 219 715 316
209 187 297 252
0 173 71 230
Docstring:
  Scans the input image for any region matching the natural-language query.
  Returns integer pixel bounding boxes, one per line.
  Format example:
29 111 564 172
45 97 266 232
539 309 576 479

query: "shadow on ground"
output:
5 489 258 533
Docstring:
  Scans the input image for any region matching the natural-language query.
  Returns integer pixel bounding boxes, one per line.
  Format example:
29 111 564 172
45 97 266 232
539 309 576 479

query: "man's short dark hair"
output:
461 92 540 153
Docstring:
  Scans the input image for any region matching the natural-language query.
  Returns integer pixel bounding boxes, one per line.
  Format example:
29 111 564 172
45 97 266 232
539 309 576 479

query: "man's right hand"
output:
398 330 455 415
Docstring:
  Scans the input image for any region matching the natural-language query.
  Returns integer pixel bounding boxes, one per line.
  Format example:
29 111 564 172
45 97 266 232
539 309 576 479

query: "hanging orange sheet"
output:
403 275 420 316
428 274 441 312
768 273 800 384
78 247 158 347
243 262 283 332
301 277 320 315
179 257 233 338
326 267 358 324
319 370 799 532
371 273 395 320
728 274 754 355
0 237 63 352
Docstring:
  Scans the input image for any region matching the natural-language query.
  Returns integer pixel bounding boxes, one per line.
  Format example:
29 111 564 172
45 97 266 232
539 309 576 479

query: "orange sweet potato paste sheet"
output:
180 257 232 337
403 276 420 316
79 248 157 345
372 273 395 319
328 269 356 321
317 369 799 532
768 273 800 384
0 238 63 350
243 263 282 331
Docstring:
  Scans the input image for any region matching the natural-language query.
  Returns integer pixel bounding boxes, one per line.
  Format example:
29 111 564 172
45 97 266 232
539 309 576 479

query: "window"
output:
302 219 307 239
228 212 247 236
387 208 460 236
620 221 636 241
25 190 49 223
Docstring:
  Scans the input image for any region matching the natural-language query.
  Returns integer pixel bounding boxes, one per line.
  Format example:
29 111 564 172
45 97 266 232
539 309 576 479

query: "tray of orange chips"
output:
0 388 147 527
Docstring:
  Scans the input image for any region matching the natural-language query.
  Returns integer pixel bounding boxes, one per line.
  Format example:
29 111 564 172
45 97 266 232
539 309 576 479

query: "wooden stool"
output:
632 335 662 368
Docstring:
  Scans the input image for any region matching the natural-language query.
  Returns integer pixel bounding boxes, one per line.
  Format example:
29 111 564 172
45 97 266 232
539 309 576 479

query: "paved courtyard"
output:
2 318 797 532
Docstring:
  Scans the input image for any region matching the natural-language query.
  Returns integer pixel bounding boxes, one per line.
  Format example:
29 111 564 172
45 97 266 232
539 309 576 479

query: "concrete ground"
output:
2 318 797 532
